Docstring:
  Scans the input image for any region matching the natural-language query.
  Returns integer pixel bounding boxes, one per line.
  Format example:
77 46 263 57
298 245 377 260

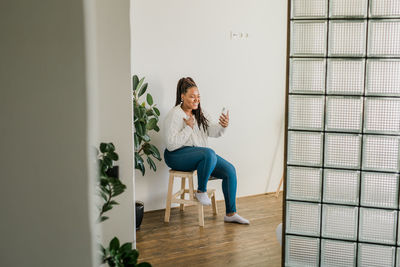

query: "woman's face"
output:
181 86 200 110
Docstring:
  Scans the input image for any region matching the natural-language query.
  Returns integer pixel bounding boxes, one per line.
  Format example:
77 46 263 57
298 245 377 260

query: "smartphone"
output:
221 107 228 116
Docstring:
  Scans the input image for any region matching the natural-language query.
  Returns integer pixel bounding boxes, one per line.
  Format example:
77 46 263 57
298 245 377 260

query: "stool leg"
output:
180 177 186 211
198 204 204 227
164 173 174 223
211 192 218 215
188 174 195 201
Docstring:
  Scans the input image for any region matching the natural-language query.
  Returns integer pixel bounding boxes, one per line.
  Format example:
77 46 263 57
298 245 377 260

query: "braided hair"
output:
175 77 209 131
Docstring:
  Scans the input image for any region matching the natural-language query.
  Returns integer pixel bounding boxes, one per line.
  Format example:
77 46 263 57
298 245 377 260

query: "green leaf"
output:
112 183 126 197
137 77 145 92
146 109 154 116
135 152 145 176
108 143 115 152
135 122 145 136
102 204 113 213
138 83 148 97
146 118 157 131
134 105 140 120
100 191 108 201
154 125 160 132
120 243 132 253
110 237 120 251
134 133 140 151
109 200 119 206
146 93 153 106
98 216 109 223
104 157 112 168
100 178 109 188
142 134 151 142
135 152 144 164
100 143 107 153
147 157 156 171
148 144 161 160
100 244 106 255
153 107 160 116
109 152 119 161
139 105 147 117
142 144 152 155
132 75 139 92
138 162 145 176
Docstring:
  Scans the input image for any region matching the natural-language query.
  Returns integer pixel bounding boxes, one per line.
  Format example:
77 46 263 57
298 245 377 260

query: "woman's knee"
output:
219 162 237 181
201 147 217 163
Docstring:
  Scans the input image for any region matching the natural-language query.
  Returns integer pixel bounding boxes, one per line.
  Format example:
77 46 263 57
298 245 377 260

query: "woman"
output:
163 77 249 225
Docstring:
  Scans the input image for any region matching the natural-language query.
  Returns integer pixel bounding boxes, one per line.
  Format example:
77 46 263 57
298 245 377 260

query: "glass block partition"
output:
284 0 400 266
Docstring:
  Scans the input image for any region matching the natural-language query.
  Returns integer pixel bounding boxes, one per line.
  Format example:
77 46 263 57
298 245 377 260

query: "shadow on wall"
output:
265 115 285 193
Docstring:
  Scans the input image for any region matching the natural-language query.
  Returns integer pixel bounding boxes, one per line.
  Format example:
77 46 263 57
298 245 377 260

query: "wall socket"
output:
230 31 249 40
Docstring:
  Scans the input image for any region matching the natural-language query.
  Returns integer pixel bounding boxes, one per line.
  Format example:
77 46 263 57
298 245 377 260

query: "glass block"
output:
364 97 400 134
398 223 400 245
286 201 321 236
290 58 326 94
291 21 327 56
362 135 400 172
397 247 400 266
358 243 395 267
366 59 400 96
330 0 368 18
368 20 400 57
288 131 323 167
323 169 360 205
326 96 363 133
328 20 367 57
322 204 358 240
291 0 328 18
327 59 365 95
321 239 357 267
359 208 397 245
370 0 400 18
287 166 322 202
289 95 325 131
285 235 320 267
361 172 399 209
324 133 361 169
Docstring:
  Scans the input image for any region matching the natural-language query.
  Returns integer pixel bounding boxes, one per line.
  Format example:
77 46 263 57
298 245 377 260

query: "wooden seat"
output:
164 170 218 227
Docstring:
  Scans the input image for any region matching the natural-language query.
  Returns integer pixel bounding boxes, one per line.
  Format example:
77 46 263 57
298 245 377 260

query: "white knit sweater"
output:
164 105 226 151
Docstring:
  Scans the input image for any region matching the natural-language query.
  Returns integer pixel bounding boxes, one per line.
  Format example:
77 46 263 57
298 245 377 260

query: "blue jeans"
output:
164 146 237 214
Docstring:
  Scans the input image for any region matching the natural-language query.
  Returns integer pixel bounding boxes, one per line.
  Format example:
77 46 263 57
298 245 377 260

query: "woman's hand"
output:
219 111 229 128
183 115 195 128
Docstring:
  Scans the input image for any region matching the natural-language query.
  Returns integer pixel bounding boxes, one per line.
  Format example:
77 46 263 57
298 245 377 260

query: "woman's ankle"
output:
226 212 237 217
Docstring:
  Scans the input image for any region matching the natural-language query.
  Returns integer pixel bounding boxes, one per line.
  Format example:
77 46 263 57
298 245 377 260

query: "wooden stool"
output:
164 170 218 227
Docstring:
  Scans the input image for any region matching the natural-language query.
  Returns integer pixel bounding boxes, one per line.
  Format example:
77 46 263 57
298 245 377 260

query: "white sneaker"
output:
195 192 212 206
224 214 250 225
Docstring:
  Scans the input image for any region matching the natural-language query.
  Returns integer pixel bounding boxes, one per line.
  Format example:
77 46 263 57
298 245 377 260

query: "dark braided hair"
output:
175 77 209 131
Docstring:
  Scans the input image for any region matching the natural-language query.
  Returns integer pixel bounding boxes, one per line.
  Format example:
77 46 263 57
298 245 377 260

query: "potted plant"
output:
132 75 162 229
97 142 151 267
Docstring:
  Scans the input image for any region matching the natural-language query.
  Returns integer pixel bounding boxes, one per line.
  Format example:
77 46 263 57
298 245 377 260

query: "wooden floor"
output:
136 194 283 267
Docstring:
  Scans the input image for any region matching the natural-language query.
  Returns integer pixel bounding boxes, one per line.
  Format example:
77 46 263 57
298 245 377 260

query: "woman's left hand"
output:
219 111 229 128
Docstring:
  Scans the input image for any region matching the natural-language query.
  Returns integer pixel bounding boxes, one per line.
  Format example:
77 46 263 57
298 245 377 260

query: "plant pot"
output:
135 201 144 230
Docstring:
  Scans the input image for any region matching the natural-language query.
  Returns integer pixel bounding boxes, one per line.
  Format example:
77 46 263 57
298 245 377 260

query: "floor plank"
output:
136 194 283 267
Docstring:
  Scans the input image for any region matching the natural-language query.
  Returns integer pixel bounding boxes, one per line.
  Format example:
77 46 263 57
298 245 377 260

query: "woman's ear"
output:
181 93 185 101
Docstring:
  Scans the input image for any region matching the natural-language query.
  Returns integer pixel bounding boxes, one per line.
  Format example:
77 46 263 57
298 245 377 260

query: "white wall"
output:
95 0 136 245
0 0 94 266
132 0 287 211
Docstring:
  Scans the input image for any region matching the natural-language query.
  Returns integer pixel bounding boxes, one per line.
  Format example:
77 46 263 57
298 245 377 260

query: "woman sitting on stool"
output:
163 77 249 225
